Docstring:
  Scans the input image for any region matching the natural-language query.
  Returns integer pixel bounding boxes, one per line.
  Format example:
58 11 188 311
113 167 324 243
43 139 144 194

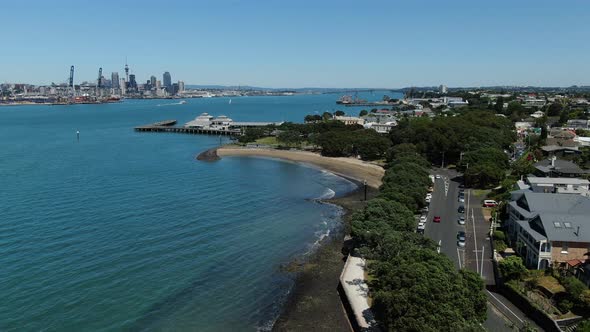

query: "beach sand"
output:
216 147 384 189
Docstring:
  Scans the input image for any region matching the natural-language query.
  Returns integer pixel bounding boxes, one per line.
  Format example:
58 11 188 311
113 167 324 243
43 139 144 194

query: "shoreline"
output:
201 146 382 331
215 146 384 189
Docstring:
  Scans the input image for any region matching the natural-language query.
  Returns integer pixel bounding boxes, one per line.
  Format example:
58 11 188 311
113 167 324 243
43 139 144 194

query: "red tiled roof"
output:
567 259 583 267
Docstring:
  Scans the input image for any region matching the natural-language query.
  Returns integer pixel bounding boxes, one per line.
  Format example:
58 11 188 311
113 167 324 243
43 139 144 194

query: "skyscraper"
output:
150 76 156 88
178 81 185 93
163 72 172 92
112 72 120 89
129 74 137 92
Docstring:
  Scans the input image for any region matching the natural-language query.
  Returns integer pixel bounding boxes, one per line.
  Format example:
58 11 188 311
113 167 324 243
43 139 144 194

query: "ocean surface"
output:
0 91 400 331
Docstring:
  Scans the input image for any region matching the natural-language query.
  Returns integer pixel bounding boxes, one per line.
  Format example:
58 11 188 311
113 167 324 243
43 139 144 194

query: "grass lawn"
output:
472 189 490 198
537 276 565 294
254 136 278 145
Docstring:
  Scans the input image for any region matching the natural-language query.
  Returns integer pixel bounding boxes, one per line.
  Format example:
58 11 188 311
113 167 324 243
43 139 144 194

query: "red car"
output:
433 216 441 223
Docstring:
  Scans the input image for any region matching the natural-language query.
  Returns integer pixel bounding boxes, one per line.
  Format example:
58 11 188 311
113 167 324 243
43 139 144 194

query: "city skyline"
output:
2 0 589 88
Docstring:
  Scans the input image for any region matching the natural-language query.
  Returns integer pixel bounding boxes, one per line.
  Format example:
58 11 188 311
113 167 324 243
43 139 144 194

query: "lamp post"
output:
363 180 368 201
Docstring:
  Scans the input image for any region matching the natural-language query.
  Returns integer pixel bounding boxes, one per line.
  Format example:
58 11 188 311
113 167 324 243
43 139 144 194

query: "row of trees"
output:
390 110 515 188
351 145 487 331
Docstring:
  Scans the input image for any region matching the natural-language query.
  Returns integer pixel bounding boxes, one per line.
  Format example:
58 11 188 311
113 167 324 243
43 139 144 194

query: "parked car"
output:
458 196 465 203
457 231 466 247
483 200 498 207
421 206 429 213
458 205 465 213
420 215 427 223
433 216 441 223
435 174 442 179
417 224 425 234
457 216 465 225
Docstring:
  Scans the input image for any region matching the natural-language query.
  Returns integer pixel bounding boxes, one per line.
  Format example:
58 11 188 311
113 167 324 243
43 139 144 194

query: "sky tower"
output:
125 58 129 82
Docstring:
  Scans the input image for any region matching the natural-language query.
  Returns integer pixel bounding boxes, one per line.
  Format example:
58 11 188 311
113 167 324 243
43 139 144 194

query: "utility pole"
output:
441 151 445 168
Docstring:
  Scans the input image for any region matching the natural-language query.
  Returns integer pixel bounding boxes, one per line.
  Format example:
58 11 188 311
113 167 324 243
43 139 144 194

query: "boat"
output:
229 99 232 104
179 100 187 104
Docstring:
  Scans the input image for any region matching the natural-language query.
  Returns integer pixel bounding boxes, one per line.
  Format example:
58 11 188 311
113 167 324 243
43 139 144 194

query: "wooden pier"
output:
134 120 241 136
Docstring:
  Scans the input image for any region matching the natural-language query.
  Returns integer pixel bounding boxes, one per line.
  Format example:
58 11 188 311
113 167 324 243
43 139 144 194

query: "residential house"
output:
567 119 590 130
335 116 365 126
506 191 590 269
534 157 588 178
518 177 590 196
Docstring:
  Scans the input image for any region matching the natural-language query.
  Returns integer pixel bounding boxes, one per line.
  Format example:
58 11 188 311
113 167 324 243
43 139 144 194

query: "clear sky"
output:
2 0 589 88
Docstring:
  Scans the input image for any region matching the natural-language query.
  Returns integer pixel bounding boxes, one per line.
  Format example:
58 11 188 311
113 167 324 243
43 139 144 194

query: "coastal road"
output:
465 191 543 331
424 168 464 269
425 169 541 331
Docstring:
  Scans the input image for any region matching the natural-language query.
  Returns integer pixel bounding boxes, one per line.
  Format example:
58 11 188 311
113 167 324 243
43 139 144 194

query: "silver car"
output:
457 216 465 225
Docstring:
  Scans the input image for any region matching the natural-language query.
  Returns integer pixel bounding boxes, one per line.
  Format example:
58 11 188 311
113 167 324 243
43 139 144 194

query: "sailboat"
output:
229 99 232 104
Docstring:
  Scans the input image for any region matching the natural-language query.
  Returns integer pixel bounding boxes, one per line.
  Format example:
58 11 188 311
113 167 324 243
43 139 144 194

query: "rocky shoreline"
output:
197 146 381 331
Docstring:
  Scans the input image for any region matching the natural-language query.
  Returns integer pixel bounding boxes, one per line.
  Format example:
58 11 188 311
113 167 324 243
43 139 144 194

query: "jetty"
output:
135 120 241 136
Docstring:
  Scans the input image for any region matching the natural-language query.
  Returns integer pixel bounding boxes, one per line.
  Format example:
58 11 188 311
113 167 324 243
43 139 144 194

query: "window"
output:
554 222 562 228
562 242 569 254
564 222 572 229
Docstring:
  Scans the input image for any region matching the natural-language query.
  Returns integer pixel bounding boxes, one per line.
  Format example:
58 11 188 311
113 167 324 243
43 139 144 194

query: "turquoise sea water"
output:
0 92 399 331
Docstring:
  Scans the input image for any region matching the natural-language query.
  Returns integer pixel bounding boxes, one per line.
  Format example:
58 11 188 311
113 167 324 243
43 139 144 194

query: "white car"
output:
425 197 431 203
435 174 442 179
420 215 427 223
426 193 432 200
458 216 465 225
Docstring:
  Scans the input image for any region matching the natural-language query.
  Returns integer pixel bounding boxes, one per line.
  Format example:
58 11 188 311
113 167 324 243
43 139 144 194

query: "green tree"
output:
359 110 368 117
547 102 563 116
465 162 505 188
322 111 333 121
498 256 527 281
334 110 345 116
576 319 590 332
277 130 302 147
237 127 266 144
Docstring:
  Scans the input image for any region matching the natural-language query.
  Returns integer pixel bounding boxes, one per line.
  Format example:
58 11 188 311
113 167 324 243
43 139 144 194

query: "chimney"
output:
551 156 556 168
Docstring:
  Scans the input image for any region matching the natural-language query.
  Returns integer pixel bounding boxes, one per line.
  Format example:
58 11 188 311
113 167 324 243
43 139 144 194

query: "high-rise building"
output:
120 78 126 95
156 80 161 90
129 74 137 92
150 76 156 88
172 83 179 95
178 81 185 93
439 85 448 94
163 72 172 92
112 72 120 89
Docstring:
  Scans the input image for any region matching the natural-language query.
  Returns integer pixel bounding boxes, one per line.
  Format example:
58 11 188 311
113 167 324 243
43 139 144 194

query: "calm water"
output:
0 92 398 331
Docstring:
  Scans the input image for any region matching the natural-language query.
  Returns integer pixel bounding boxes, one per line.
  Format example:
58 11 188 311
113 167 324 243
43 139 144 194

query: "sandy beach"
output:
216 147 384 188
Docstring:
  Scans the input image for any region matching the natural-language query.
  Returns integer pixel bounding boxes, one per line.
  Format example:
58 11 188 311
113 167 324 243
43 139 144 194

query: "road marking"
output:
457 248 462 269
481 245 485 277
438 240 441 254
471 205 479 275
486 290 524 324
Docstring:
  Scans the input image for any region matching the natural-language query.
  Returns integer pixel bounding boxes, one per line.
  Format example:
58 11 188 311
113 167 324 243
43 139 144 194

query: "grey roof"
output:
534 158 586 175
539 213 590 243
527 177 590 186
522 192 590 215
513 218 547 241
541 145 580 153
513 192 590 243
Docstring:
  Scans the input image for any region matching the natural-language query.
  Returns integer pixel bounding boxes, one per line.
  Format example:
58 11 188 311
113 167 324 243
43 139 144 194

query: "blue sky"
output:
2 0 589 88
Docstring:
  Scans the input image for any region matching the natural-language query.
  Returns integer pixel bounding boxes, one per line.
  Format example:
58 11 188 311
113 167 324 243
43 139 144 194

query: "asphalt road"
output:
424 168 542 332
424 169 465 269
